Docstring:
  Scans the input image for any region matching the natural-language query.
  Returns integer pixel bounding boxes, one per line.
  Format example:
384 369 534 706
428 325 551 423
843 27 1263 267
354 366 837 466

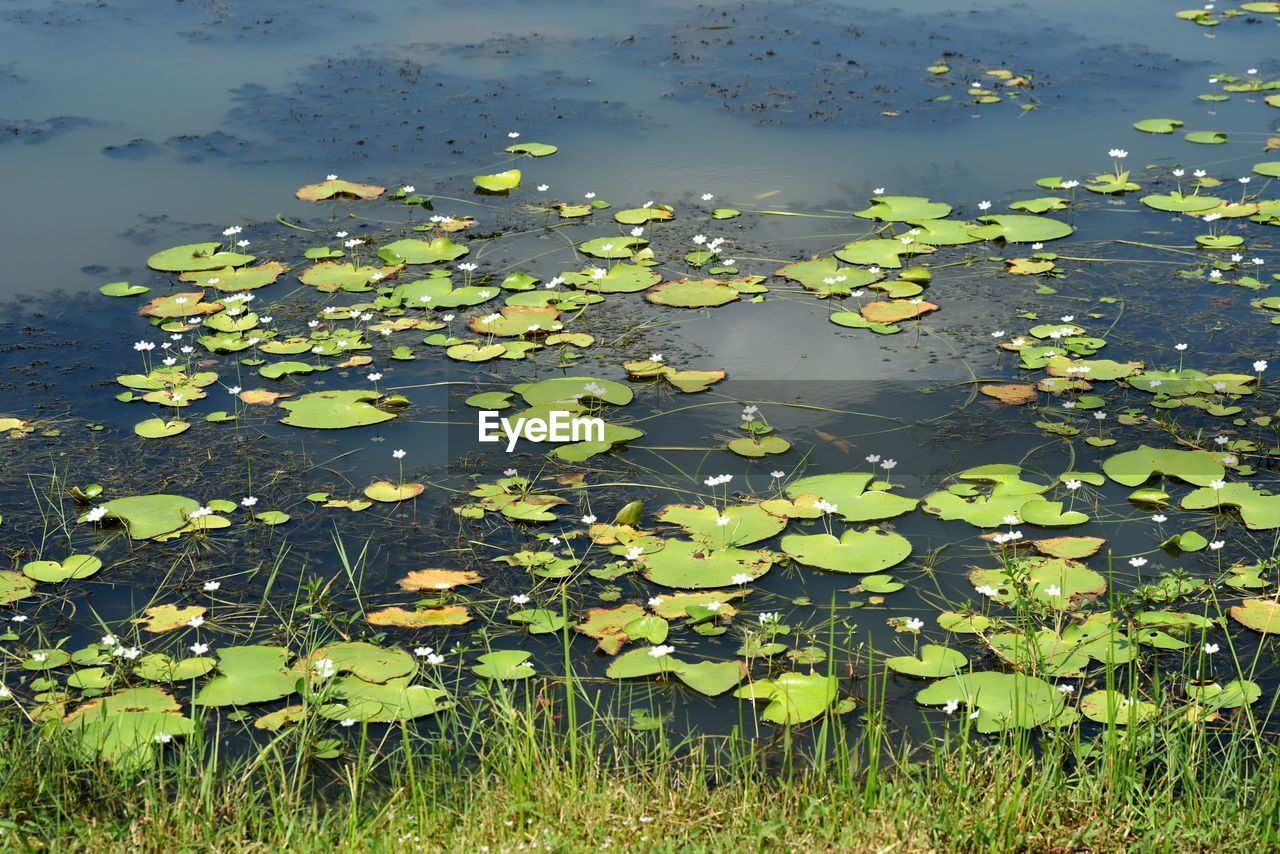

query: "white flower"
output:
701 193 714 201
866 454 881 464
649 353 663 362
584 192 596 199
222 226 242 236
758 612 779 625
1173 168 1185 177
190 642 209 655
312 658 337 679
978 200 992 210
904 617 924 631
582 514 597 525
873 187 885 195
1065 480 1081 491
1057 684 1075 695
402 185 416 193
648 645 675 658
1209 479 1225 490
715 515 730 527
732 573 751 585
1204 643 1219 655
327 174 338 181
510 594 531 606
1044 585 1061 597
367 372 383 382
943 699 960 714
881 459 897 471
101 634 118 646
1129 557 1148 568
189 506 212 519
414 647 434 657
504 468 518 477
241 496 258 507
1108 148 1128 159
1151 514 1167 523
630 227 644 237
626 546 644 561
508 131 520 138
86 506 108 523
771 470 785 479
154 733 173 744
393 449 406 459
340 718 357 727
991 330 1005 338
974 585 999 597
1003 514 1020 526
186 615 204 628
1255 360 1269 373
647 597 663 607
706 601 723 612
1209 540 1225 550
537 184 549 192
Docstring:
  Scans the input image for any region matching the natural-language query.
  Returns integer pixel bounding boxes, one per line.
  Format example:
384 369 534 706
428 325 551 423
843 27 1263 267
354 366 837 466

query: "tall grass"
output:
4 675 1280 852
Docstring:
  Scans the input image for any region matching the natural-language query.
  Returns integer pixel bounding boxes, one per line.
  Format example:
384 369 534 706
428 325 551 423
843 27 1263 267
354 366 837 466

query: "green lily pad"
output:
1103 445 1225 487
22 554 102 583
378 237 469 265
279 390 397 429
734 671 838 724
968 215 1074 243
639 539 772 589
194 645 297 707
785 473 918 522
781 527 911 574
147 242 254 272
855 195 952 222
472 650 537 680
1133 118 1184 134
473 169 521 192
886 645 968 678
917 672 1067 732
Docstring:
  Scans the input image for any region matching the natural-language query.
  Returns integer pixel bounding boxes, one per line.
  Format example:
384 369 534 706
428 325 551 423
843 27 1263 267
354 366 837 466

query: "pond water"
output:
2 0 1280 760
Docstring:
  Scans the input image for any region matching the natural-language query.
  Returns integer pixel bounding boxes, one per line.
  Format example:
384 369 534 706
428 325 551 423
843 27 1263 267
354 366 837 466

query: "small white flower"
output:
393 449 406 459
1209 540 1225 550
312 658 337 679
715 515 730 527
537 184 549 192
975 585 999 597
186 615 204 628
771 470 785 479
701 193 714 201
943 699 960 714
340 718 357 727
1204 643 1219 655
367 372 383 382
1255 360 1269 373
648 645 675 658
327 174 339 181
1129 557 1148 568
86 506 108 523
1057 684 1075 695
647 597 663 607
511 594 531 605
904 617 924 631
1044 585 1061 597
626 546 644 561
732 573 751 585
154 733 173 744
581 514 597 525
978 200 992 210
414 647 434 657
1065 480 1081 491
241 496 258 507
1209 479 1225 490
1151 514 1167 523
190 642 209 655
1108 148 1128 159
101 634 118 646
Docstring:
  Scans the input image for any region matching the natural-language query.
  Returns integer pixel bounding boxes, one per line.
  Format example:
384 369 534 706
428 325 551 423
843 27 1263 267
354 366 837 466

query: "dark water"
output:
2 0 1280 747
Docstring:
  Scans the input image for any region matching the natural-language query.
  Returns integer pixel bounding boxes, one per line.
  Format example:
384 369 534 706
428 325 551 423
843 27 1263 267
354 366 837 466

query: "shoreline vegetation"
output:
2 676 1279 851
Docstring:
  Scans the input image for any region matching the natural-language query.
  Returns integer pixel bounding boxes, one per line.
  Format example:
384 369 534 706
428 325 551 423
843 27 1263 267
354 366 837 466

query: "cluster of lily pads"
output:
6 45 1280 770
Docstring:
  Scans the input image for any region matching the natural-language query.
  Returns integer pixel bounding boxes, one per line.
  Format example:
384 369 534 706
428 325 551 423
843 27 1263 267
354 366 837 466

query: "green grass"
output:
4 689 1280 852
